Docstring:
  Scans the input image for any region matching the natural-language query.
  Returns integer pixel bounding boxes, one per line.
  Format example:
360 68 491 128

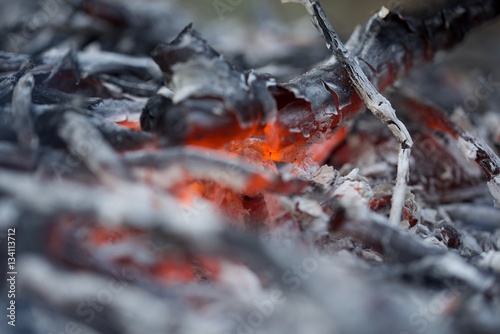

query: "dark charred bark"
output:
145 0 500 161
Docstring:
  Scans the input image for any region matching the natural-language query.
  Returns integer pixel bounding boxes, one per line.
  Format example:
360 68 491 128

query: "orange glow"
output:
87 226 142 246
151 259 195 283
306 126 348 163
116 119 141 130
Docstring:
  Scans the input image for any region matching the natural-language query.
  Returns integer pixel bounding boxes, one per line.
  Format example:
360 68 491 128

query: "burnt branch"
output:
285 0 414 226
145 0 500 163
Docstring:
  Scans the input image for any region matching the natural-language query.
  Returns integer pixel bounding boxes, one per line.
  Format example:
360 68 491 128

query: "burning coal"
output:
1 1 500 334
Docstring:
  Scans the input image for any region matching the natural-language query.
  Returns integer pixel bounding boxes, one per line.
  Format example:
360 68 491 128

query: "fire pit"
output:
1 1 500 333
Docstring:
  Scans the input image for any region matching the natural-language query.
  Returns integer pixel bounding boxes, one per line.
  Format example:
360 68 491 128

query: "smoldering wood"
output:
122 148 308 194
386 91 500 205
91 118 153 150
0 62 33 104
145 0 500 161
0 169 304 283
31 85 103 107
42 47 81 86
1 102 152 152
1 1 500 334
288 0 414 227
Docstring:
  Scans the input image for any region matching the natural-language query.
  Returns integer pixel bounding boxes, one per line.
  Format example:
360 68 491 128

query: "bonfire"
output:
1 1 500 334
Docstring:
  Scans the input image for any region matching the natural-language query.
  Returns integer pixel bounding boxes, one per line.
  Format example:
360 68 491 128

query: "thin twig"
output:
284 0 413 226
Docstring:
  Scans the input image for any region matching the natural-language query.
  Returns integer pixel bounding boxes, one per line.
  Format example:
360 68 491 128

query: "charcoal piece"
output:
57 111 132 182
32 86 102 107
140 94 186 144
36 71 117 99
34 109 151 152
77 50 162 80
150 25 277 130
151 25 220 84
40 47 81 86
141 93 262 148
92 118 153 151
91 98 145 121
437 223 462 249
97 74 160 97
0 62 33 104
